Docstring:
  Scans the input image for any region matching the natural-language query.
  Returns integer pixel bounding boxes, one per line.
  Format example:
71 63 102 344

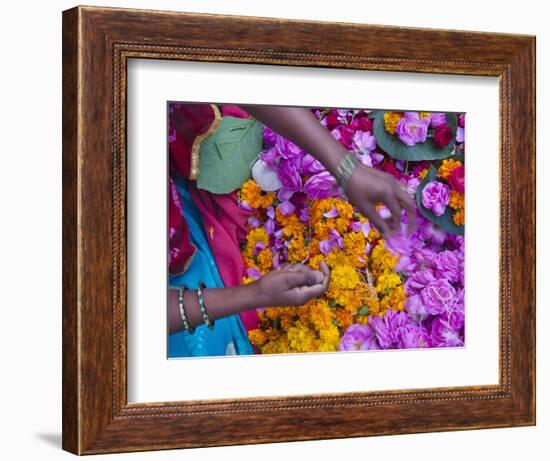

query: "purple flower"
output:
353 130 376 153
371 152 385 165
253 242 266 256
456 126 465 143
238 201 253 212
404 269 437 295
301 154 325 175
263 126 278 145
421 181 450 216
351 220 372 237
339 324 380 351
420 279 457 315
259 147 280 168
303 171 339 199
395 112 430 146
277 188 294 202
369 310 410 349
247 216 261 228
385 231 413 258
319 239 334 255
396 323 431 349
278 200 296 216
430 317 464 348
404 295 429 322
275 136 304 159
323 207 339 218
319 229 344 255
434 250 461 283
266 206 275 219
247 267 262 279
277 160 302 192
418 218 447 244
264 219 275 235
430 113 447 128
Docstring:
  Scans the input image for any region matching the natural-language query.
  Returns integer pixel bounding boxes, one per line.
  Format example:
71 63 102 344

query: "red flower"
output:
433 125 453 148
448 165 465 194
351 115 374 133
382 161 403 180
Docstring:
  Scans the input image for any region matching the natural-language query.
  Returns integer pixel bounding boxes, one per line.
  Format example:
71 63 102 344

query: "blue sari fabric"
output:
168 179 254 358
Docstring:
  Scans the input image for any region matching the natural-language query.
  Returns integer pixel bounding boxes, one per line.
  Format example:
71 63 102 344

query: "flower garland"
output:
239 108 465 353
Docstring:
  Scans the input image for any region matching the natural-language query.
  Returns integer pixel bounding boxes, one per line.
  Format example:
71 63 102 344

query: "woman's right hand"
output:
346 163 416 237
254 262 331 308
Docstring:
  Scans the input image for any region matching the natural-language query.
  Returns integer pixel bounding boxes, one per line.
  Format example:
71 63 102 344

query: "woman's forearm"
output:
243 106 347 174
168 283 263 335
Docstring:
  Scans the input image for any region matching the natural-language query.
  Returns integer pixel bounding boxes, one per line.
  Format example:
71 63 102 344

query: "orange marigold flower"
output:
248 329 267 346
449 190 465 210
453 209 465 226
437 159 462 181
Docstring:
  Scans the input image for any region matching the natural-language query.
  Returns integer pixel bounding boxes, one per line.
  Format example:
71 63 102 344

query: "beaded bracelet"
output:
197 282 215 330
178 285 195 334
334 153 360 191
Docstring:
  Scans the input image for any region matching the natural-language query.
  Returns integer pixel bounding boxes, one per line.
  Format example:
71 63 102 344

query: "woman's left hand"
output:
253 262 331 308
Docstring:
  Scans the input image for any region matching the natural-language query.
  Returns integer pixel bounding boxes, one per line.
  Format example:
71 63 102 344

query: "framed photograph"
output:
62 5 536 455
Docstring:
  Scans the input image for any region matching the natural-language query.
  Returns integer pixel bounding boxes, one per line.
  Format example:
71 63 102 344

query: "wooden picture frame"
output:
62 5 536 455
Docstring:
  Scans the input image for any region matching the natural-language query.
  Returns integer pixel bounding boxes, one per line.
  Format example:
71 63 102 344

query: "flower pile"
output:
239 108 465 354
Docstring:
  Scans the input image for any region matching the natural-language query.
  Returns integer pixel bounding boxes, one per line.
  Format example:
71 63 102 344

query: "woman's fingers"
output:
361 202 390 237
384 193 403 234
397 187 417 233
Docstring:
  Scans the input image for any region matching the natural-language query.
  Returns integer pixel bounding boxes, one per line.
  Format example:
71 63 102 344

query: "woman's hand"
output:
346 163 416 237
254 262 331 308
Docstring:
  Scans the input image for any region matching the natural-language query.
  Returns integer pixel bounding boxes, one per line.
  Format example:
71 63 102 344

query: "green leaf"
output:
357 305 370 316
373 112 458 161
415 166 464 235
197 116 263 194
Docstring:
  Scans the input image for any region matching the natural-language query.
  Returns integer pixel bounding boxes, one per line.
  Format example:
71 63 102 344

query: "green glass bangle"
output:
334 153 360 191
178 285 195 334
197 282 215 330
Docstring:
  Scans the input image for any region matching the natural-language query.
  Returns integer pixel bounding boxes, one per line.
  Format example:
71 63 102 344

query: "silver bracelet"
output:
334 153 360 191
197 282 215 330
178 285 195 334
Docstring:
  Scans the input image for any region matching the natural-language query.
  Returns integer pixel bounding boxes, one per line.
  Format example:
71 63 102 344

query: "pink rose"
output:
421 181 450 216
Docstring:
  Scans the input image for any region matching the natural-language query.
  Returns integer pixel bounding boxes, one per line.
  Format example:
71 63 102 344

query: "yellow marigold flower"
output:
384 112 403 134
246 227 269 249
437 159 462 181
330 265 360 291
419 112 431 119
325 249 352 269
449 190 465 210
287 321 317 352
375 272 402 294
453 209 465 226
418 168 429 179
319 324 340 350
370 243 398 277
